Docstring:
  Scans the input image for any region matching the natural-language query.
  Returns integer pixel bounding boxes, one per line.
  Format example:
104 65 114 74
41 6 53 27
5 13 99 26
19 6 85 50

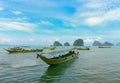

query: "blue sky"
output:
0 0 120 45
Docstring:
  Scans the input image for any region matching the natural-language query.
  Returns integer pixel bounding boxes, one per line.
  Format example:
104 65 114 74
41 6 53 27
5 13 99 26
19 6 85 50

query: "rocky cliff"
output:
102 41 114 46
92 40 102 46
64 42 70 46
53 41 62 46
73 39 84 46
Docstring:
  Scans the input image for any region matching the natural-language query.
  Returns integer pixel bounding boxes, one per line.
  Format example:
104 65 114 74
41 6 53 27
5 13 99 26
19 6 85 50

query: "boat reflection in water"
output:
39 57 78 83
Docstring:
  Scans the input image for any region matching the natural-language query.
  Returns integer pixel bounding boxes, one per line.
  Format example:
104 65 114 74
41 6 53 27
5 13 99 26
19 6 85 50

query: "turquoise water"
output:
0 46 120 83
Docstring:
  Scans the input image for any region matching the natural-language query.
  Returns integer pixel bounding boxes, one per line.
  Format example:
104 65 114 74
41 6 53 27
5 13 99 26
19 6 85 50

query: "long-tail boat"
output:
5 47 43 53
76 47 90 50
98 46 111 48
37 50 79 65
44 46 56 50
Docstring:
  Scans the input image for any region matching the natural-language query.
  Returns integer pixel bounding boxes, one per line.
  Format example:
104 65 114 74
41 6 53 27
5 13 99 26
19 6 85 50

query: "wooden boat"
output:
98 46 111 48
37 51 79 65
44 46 56 50
5 47 43 53
76 47 90 50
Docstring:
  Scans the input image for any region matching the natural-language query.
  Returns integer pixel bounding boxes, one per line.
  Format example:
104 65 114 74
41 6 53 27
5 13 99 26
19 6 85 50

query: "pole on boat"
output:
36 48 40 59
36 54 40 58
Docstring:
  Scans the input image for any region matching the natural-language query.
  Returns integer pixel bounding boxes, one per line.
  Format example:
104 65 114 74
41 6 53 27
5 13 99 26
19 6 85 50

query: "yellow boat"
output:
76 47 90 50
44 46 56 50
5 47 43 53
37 51 79 65
98 46 111 48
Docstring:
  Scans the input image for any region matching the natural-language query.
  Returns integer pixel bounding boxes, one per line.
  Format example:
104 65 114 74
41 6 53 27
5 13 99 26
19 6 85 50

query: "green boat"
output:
37 50 79 66
5 47 43 53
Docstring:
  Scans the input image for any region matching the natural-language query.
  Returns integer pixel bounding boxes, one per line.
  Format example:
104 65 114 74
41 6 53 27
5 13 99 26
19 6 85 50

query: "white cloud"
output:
84 39 94 43
85 17 104 26
0 7 4 11
55 38 60 41
38 35 103 45
80 12 101 17
101 30 120 39
29 38 35 42
84 36 102 43
0 34 12 43
0 18 36 32
0 38 12 43
12 11 22 15
40 21 54 26
0 22 34 32
85 2 103 9
85 0 120 9
65 0 120 27
0 32 104 45
105 8 120 21
84 8 120 26
39 29 53 34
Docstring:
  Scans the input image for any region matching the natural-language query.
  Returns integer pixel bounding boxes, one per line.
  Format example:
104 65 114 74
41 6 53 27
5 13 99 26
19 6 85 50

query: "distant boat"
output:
5 47 43 53
44 46 56 50
98 46 111 48
76 47 90 50
37 50 79 65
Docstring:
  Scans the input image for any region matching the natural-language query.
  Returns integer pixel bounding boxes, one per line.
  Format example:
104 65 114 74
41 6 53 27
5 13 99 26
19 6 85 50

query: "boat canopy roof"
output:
41 48 75 55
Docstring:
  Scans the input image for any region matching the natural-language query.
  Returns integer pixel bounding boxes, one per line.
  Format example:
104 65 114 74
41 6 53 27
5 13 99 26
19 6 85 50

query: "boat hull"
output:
98 46 111 48
38 52 79 65
5 49 43 53
77 48 90 50
44 47 56 50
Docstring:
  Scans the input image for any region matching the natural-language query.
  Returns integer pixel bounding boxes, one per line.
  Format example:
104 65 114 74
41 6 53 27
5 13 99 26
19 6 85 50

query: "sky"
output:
0 0 120 45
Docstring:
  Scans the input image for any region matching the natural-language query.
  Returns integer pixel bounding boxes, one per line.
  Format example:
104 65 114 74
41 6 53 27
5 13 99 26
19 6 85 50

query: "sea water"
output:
0 46 120 83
